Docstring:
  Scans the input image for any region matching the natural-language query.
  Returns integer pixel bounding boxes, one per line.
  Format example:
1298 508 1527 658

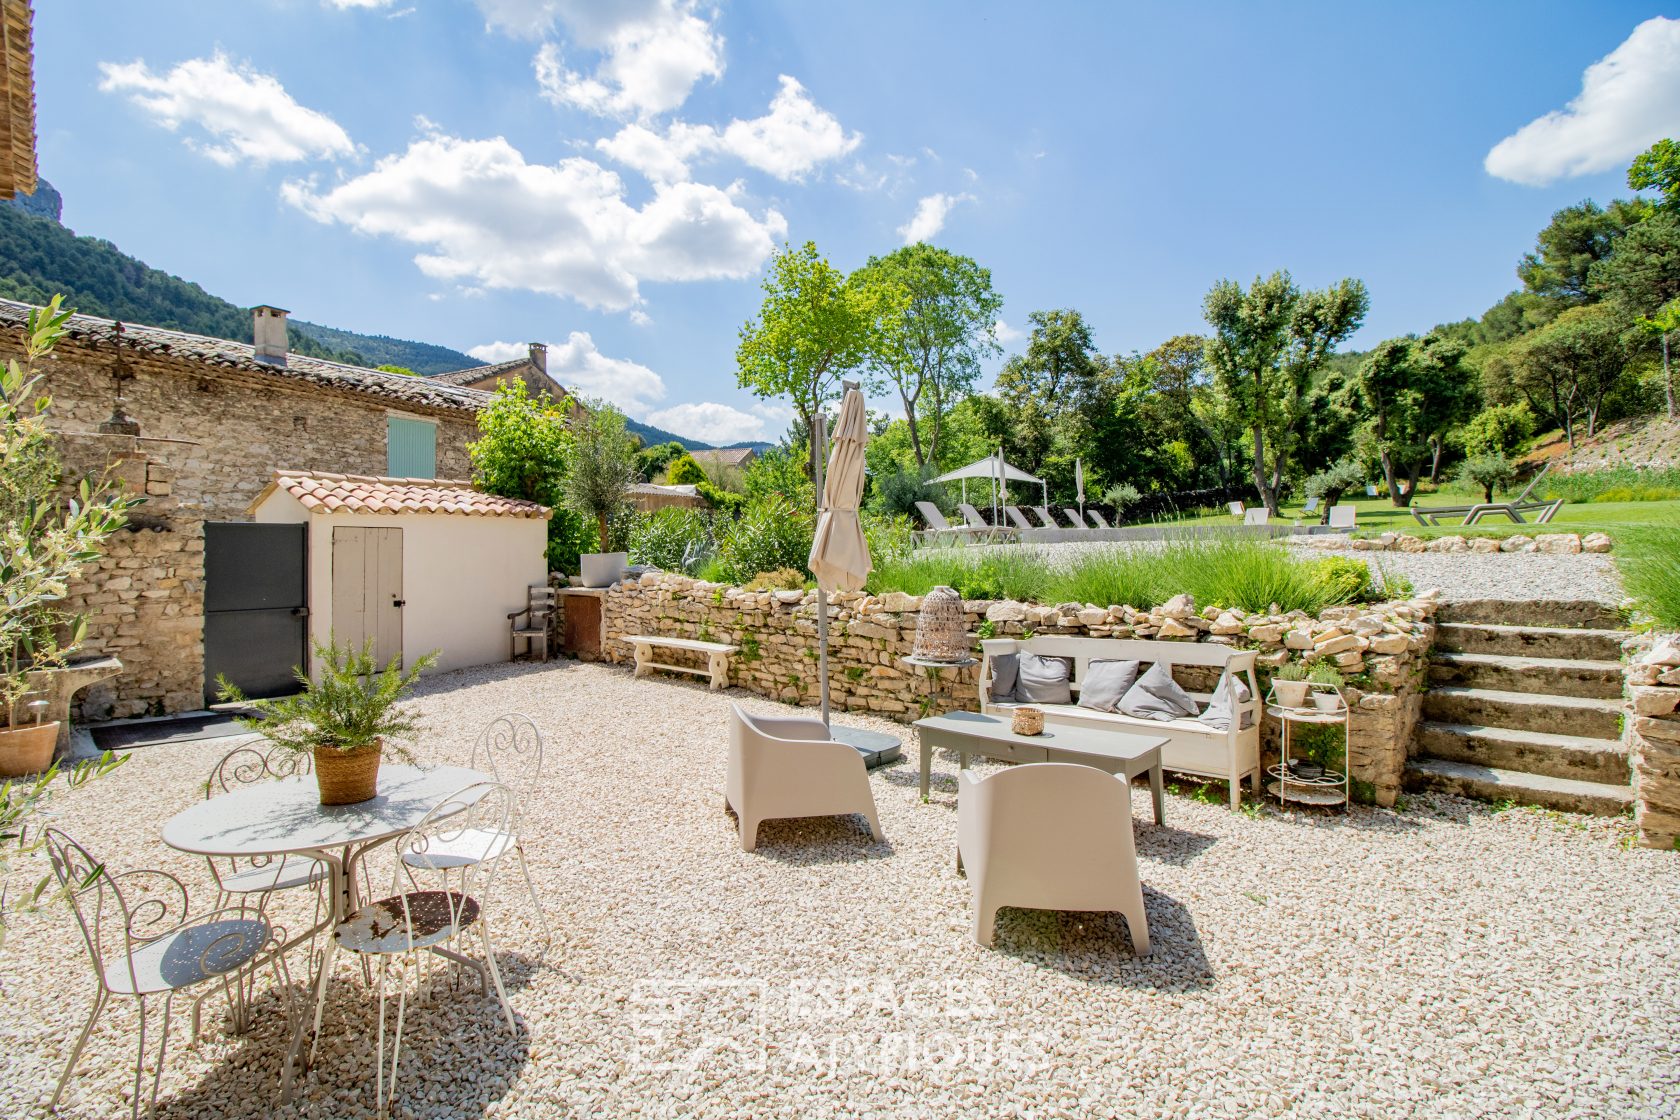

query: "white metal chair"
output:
312 782 519 1119
725 704 883 852
204 739 330 912
1327 504 1357 530
1243 506 1270 526
405 713 551 949
44 828 289 1120
956 763 1150 953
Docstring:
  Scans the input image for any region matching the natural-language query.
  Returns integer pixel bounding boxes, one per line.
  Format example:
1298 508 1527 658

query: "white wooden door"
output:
331 526 404 666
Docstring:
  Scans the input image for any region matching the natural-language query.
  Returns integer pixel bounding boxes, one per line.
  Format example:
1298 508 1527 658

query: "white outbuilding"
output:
249 470 551 675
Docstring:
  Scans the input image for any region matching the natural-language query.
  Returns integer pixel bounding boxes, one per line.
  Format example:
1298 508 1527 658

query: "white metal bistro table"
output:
914 711 1169 825
162 763 490 1099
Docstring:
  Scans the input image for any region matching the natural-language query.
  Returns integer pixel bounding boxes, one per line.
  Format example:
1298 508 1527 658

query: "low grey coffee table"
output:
914 711 1169 825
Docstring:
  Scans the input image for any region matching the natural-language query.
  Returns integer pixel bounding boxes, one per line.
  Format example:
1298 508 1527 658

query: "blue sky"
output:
32 1 1680 445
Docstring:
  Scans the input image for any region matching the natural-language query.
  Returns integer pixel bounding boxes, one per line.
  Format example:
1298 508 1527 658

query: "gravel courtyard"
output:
4 660 1677 1120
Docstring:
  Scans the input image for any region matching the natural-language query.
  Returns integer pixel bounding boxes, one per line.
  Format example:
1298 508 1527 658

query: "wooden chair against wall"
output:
508 585 556 662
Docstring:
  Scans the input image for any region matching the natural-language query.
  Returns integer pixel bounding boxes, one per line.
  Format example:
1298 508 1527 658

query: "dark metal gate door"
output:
204 523 308 704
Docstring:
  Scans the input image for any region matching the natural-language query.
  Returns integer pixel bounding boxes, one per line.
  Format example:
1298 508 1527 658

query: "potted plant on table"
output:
1272 662 1311 710
1 297 139 777
218 638 438 805
1308 662 1345 713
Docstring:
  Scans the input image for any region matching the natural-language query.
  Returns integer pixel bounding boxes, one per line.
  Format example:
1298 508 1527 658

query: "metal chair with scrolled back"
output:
311 781 520 1119
413 713 551 949
43 827 291 1120
203 738 330 912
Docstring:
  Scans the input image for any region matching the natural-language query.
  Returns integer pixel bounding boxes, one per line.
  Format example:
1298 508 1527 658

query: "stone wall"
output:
1299 531 1612 554
597 572 1437 807
10 333 479 720
1625 634 1680 849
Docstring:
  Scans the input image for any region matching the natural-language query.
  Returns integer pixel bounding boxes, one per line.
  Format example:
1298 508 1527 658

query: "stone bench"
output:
623 635 738 691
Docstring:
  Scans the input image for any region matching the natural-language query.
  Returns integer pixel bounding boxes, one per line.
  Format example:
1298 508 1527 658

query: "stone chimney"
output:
527 342 547 375
252 305 290 366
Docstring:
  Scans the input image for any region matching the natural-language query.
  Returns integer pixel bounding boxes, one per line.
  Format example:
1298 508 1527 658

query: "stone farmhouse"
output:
0 298 545 722
427 343 584 417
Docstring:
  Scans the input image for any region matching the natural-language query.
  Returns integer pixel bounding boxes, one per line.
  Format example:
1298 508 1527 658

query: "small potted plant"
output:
219 638 438 805
1272 662 1311 709
1308 662 1345 712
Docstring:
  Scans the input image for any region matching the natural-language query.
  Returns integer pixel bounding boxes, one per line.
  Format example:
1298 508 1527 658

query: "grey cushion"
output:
988 652 1019 703
1118 661 1201 722
1077 659 1142 713
1015 653 1073 704
1198 668 1255 730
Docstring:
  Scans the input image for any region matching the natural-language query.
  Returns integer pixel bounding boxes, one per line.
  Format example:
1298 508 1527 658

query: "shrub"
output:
863 512 916 564
1306 555 1373 604
1102 483 1142 520
743 567 806 592
716 496 814 584
628 507 713 572
697 480 747 516
1617 523 1680 629
872 467 940 519
1457 452 1518 502
1461 402 1536 456
1302 458 1366 512
667 454 707 486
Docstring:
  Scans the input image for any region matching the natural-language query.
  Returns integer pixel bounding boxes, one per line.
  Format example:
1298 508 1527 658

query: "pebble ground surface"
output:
3 661 1676 1120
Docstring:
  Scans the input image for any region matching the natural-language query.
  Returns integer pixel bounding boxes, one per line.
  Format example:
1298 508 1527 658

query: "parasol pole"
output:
816 397 831 726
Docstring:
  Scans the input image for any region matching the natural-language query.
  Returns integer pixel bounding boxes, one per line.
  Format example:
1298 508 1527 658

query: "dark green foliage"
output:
628 507 713 572
873 466 939 518
1459 403 1536 456
634 441 686 481
1628 138 1680 211
291 320 478 374
715 496 814 584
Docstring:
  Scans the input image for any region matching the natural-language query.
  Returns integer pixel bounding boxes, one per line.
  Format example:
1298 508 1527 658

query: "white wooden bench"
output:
623 634 738 691
979 636 1261 809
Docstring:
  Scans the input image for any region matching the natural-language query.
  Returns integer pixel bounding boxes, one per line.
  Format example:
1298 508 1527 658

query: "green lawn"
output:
1148 494 1680 541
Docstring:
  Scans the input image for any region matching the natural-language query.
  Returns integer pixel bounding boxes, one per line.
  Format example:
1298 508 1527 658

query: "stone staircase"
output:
1406 600 1634 815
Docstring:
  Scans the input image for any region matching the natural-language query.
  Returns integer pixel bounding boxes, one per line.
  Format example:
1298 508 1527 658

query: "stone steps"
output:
1422 686 1623 740
1426 651 1625 699
1434 623 1628 661
1413 721 1629 784
1434 599 1627 630
1403 757 1633 817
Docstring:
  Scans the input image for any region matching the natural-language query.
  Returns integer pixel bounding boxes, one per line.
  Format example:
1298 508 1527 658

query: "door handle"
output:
392 599 406 608
290 607 310 617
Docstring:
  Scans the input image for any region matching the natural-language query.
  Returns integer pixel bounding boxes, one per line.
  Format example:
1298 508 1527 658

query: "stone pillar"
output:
1626 634 1680 849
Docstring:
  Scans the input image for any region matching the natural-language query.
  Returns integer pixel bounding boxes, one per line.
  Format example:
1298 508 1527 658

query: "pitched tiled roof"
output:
0 298 490 414
428 357 528 387
0 1 38 200
255 471 551 519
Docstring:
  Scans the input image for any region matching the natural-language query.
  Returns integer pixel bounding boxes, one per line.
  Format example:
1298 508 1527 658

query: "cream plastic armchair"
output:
725 704 883 852
956 763 1150 954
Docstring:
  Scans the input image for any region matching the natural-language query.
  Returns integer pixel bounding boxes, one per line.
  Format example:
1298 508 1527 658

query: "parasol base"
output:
828 725 902 769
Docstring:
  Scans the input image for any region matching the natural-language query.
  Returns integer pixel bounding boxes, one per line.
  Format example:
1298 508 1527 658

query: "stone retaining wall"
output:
1299 531 1611 554
594 572 1437 806
1625 634 1680 849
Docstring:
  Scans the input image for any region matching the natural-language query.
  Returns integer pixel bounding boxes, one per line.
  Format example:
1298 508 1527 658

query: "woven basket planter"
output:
313 742 382 805
911 585 969 662
1011 707 1045 736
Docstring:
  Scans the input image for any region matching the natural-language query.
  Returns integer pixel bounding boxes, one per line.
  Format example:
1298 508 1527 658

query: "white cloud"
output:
529 0 723 118
645 401 767 444
1486 16 1680 186
991 319 1023 344
595 75 859 183
324 0 392 8
898 192 973 244
467 333 667 413
282 133 786 312
97 52 355 167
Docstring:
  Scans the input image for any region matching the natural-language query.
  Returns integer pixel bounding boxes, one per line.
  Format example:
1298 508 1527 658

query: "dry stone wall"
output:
598 572 1438 807
1300 531 1611 554
12 334 478 719
1624 634 1680 849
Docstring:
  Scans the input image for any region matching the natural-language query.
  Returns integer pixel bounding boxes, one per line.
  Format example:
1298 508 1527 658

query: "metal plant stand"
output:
1265 686 1351 810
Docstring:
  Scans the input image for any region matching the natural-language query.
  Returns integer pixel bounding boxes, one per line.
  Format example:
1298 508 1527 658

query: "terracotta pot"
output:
313 742 382 805
0 721 60 777
1273 680 1311 709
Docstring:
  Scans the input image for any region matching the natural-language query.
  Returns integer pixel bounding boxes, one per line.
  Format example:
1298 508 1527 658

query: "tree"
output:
376 364 418 377
1518 200 1647 304
993 310 1117 494
563 402 640 551
633 440 686 482
1458 452 1517 503
737 242 877 485
1628 137 1680 210
1592 211 1680 318
853 244 1001 469
1633 299 1680 421
1506 304 1630 447
1202 271 1368 514
666 454 707 486
468 381 588 569
1356 331 1477 503
1460 402 1537 456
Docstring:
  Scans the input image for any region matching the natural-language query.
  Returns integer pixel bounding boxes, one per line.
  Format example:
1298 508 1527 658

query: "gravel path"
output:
4 661 1676 1119
1282 545 1626 603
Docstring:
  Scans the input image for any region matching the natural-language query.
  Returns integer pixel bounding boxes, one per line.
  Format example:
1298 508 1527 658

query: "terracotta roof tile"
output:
260 470 551 520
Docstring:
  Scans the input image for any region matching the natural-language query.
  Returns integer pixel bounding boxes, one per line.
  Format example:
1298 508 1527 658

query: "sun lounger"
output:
1086 510 1112 529
1061 508 1092 530
1004 505 1038 532
913 501 986 545
1411 464 1552 526
1302 495 1320 516
958 503 1019 542
1461 497 1565 526
1030 506 1061 529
